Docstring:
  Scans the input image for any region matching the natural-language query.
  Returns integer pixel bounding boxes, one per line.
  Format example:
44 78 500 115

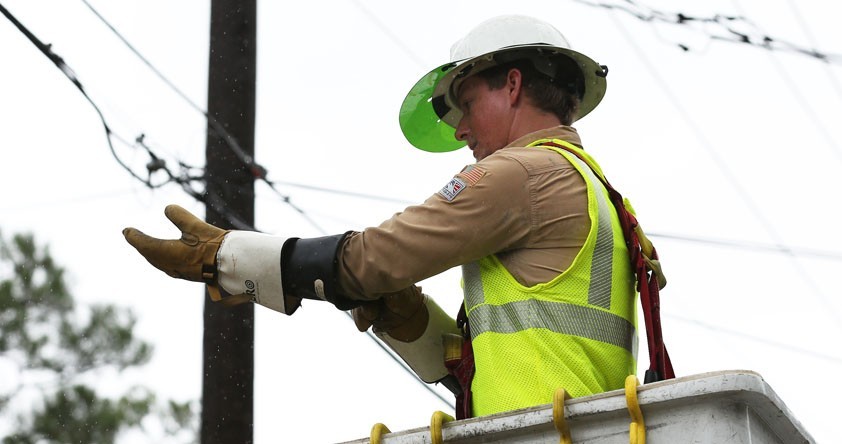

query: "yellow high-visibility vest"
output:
464 139 638 417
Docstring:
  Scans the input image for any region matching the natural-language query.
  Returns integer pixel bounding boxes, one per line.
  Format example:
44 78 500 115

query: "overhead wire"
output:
666 314 842 364
26 0 842 262
569 0 842 155
3 0 454 411
201 180 453 409
79 0 265 177
648 232 842 261
0 2 169 190
569 0 842 64
0 189 140 213
254 175 842 263
79 0 206 117
87 0 841 258
76 0 427 235
728 0 842 163
600 10 842 329
782 0 842 107
9 0 840 406
77 0 336 235
264 180 842 261
83 0 839 332
348 0 429 69
265 179 415 206
80 0 262 176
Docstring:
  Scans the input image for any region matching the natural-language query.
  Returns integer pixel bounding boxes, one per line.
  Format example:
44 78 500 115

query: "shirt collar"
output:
506 125 584 150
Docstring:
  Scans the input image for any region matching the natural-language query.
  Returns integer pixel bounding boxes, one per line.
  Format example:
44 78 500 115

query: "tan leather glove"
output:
355 288 460 383
122 204 247 305
352 286 429 342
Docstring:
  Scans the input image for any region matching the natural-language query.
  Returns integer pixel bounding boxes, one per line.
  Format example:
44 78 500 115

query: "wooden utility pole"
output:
202 0 257 443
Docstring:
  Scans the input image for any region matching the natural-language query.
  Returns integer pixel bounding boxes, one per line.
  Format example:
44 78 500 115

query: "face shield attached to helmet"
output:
398 62 466 153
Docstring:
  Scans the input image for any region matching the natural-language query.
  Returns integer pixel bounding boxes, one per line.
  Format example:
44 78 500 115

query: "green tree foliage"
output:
0 231 196 443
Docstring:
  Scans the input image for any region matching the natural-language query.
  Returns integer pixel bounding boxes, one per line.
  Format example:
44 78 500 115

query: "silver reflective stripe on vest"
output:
463 261 485 308
468 299 636 353
564 153 614 309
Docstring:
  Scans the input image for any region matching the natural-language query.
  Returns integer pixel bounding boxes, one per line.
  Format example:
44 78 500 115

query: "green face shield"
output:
398 63 466 153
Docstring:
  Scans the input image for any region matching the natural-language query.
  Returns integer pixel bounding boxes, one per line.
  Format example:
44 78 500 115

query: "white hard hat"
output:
399 15 608 152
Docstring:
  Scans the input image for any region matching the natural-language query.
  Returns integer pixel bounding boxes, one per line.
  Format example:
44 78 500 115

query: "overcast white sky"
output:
2 0 841 442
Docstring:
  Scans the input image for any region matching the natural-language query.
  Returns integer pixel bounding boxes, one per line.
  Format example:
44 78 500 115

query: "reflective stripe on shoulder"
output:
563 153 614 309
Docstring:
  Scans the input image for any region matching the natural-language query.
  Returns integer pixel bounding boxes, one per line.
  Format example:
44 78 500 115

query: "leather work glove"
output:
352 285 429 342
122 204 248 305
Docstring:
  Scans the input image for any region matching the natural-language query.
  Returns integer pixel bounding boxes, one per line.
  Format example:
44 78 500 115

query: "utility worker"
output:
124 15 663 419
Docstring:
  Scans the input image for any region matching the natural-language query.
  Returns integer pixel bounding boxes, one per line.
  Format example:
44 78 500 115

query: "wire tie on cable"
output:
552 388 572 444
625 375 646 444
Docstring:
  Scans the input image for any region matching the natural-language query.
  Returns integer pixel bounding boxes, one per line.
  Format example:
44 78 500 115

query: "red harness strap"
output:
540 141 675 382
444 304 474 420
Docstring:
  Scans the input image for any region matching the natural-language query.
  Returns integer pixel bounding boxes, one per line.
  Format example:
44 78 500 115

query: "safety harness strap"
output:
446 138 675 419
444 304 474 420
535 139 675 382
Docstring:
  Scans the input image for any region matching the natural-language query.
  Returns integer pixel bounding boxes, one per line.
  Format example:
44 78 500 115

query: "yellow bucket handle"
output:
625 375 646 444
552 388 573 444
369 423 391 444
430 410 455 444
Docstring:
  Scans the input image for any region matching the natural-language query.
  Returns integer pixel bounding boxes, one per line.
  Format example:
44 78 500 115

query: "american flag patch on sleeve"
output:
458 165 486 186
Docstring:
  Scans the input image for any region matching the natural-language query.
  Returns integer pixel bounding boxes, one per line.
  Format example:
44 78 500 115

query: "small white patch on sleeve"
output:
438 177 467 201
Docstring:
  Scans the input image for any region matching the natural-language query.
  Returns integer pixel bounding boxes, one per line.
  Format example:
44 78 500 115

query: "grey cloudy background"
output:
2 0 841 442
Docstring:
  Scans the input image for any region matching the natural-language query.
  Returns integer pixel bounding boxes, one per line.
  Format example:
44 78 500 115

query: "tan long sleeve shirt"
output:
338 126 590 301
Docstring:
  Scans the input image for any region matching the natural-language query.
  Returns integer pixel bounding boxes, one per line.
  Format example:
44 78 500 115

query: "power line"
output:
78 0 270 183
13 0 841 411
47 0 842 267
603 11 842 329
755 51 842 162
570 0 842 64
728 0 842 163
79 0 206 116
205 183 454 409
1 1 315 232
43 0 842 266
344 311 454 408
649 232 842 261
667 314 842 364
0 2 162 189
263 178 842 262
0 189 139 212
3 2 454 412
348 0 428 69
263 179 414 206
782 0 842 106
78 0 357 234
76 0 421 229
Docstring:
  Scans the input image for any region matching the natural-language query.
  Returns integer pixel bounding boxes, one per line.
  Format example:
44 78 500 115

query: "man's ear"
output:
507 68 524 105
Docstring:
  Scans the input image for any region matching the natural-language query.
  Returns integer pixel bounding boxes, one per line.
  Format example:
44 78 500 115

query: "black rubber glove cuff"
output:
281 232 361 310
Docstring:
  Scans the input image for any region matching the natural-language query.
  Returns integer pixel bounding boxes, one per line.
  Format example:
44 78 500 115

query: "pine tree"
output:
0 231 195 443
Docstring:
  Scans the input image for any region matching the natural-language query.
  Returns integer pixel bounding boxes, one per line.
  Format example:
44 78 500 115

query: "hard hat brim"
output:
399 44 607 153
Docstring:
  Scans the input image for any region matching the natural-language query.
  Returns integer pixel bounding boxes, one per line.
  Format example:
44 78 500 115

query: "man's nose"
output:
455 118 469 141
